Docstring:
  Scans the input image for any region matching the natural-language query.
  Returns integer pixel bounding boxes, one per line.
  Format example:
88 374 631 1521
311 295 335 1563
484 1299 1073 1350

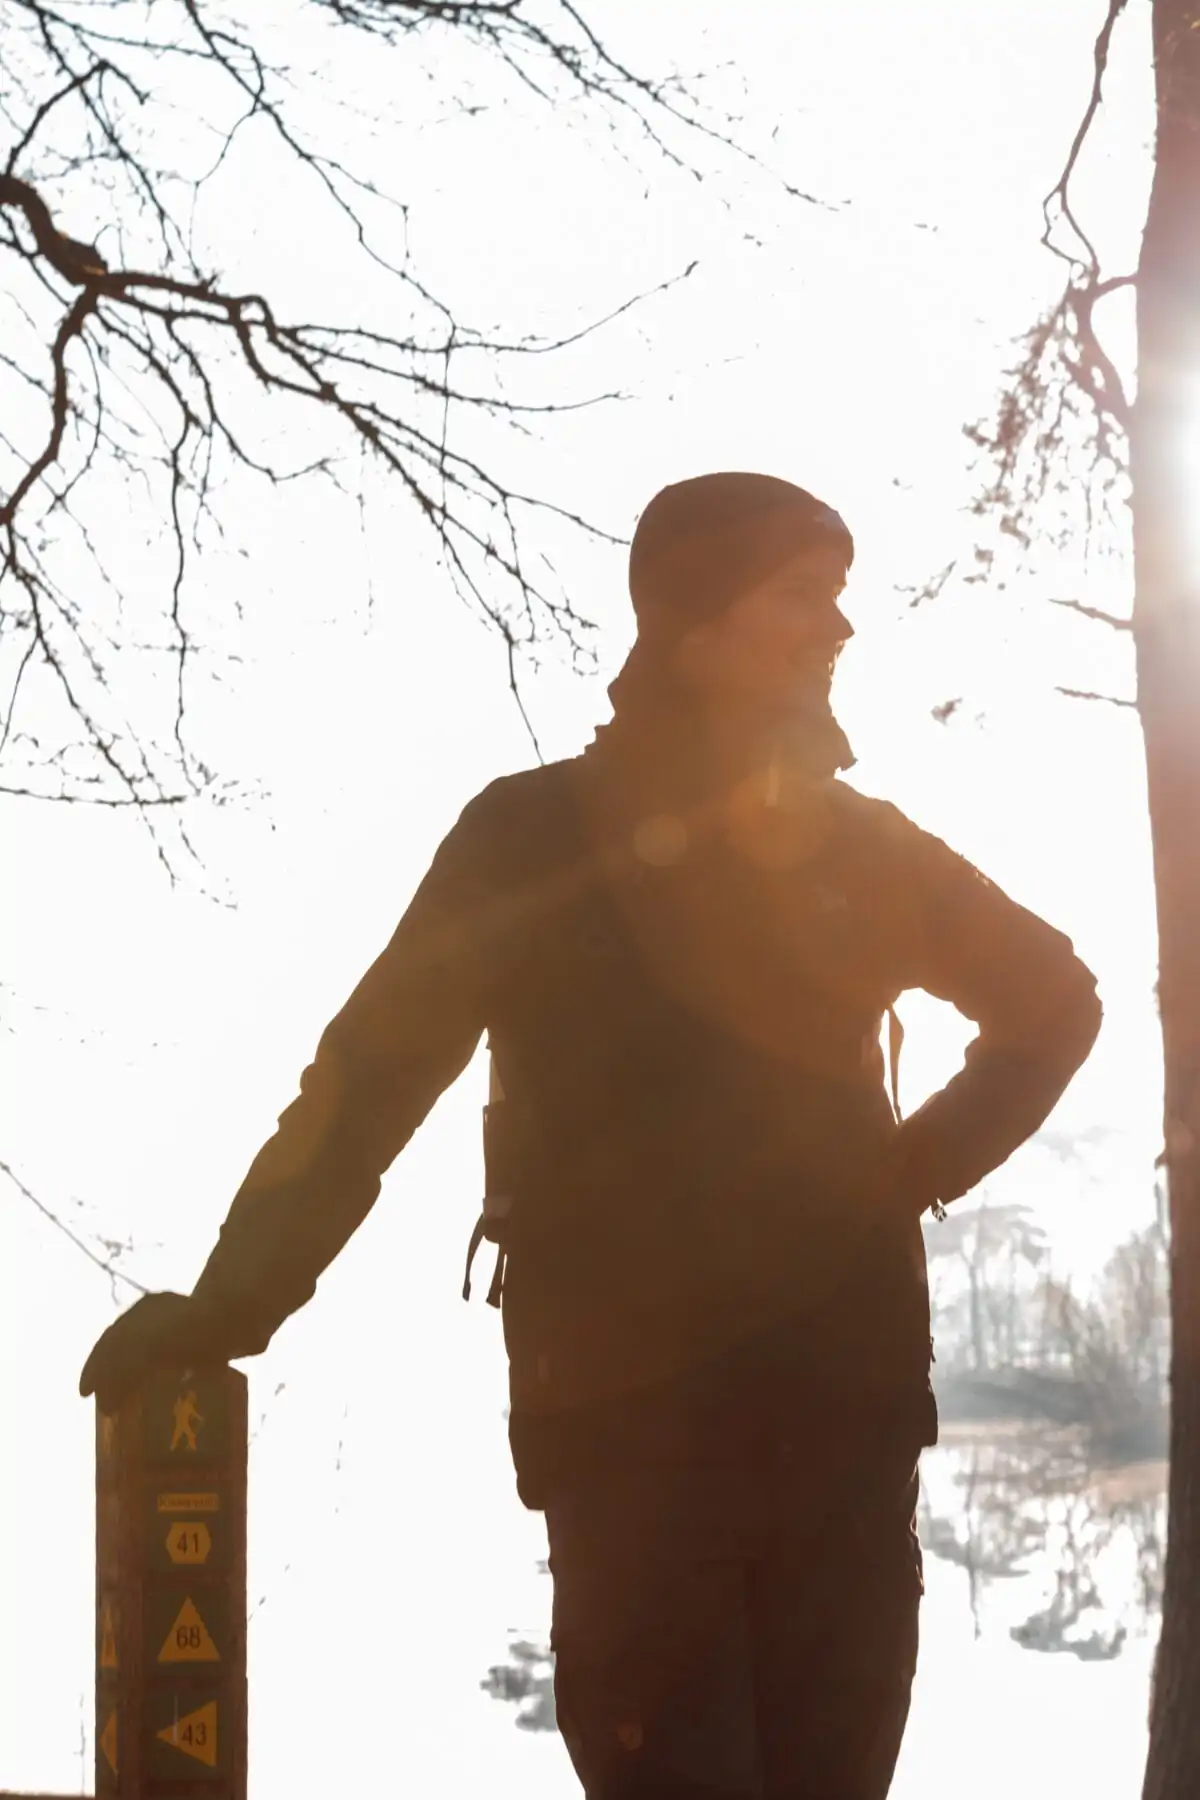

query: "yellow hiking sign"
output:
169 1389 205 1452
158 1596 220 1664
156 1698 218 1768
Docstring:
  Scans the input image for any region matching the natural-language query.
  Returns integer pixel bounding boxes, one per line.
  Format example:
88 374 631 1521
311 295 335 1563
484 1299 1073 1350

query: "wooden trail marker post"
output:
96 1366 247 1800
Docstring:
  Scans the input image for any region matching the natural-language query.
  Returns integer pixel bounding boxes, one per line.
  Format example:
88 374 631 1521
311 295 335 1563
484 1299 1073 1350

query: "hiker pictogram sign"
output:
96 1363 246 1798
141 1370 231 1465
170 1388 205 1452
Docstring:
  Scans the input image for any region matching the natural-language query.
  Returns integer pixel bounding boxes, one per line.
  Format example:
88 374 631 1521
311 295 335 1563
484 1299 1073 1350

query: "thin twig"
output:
1 1158 150 1293
1056 685 1137 709
1040 0 1132 274
1048 596 1133 632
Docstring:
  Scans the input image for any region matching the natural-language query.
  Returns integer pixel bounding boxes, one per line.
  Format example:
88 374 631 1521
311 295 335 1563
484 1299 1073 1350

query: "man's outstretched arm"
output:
189 790 500 1349
887 816 1103 1212
82 787 499 1405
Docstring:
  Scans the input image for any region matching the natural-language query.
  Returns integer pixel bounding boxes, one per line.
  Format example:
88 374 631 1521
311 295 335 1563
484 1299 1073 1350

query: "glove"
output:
79 1290 234 1415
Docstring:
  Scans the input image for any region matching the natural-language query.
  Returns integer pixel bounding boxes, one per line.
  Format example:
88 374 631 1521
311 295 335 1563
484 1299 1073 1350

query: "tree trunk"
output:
1137 6 1200 1795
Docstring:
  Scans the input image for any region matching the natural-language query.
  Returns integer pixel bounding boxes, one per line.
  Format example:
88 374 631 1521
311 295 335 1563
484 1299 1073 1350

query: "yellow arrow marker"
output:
165 1520 212 1565
100 1598 118 1670
158 1596 219 1664
157 1699 217 1768
99 1708 117 1776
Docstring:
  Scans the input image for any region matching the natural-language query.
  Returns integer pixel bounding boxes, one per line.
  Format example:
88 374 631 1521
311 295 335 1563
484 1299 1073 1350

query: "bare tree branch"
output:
928 0 1136 621
1 0 801 837
1040 0 1131 277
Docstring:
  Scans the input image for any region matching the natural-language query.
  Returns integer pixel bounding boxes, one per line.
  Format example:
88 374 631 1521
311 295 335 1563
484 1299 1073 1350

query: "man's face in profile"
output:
670 543 854 714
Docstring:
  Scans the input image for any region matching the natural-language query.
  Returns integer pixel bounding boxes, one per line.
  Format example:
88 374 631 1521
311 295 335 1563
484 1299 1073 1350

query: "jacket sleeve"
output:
188 786 499 1352
888 816 1102 1210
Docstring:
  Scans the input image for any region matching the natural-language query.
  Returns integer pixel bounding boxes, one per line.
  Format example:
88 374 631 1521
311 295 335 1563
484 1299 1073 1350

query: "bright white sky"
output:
0 1 1167 1794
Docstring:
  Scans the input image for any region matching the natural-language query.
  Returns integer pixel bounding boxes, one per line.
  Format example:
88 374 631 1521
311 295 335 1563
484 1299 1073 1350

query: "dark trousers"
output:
544 1440 923 1800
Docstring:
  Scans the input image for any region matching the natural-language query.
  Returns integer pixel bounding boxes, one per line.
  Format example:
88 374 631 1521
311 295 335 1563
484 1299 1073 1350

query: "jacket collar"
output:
585 639 855 826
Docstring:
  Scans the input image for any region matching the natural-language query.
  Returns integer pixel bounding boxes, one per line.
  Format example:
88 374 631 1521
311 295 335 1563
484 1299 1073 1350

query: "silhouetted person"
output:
83 473 1101 1799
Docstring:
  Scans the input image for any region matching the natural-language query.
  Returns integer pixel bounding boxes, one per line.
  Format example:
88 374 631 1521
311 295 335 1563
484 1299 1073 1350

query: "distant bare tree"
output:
924 1199 1048 1373
1099 1222 1171 1401
927 1205 1169 1475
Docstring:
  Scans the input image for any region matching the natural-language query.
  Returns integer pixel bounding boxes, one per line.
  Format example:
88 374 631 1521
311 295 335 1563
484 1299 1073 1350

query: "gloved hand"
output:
79 1291 232 1415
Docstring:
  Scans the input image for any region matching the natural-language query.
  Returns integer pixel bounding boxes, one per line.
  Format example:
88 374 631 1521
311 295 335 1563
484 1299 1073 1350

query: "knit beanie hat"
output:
628 472 854 642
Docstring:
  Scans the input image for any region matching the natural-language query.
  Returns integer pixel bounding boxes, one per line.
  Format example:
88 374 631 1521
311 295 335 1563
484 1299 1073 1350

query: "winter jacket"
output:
190 747 1101 1506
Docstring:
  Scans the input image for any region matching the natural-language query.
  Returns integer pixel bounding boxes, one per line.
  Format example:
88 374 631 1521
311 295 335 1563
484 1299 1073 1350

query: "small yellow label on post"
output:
165 1520 212 1564
157 1491 220 1513
157 1699 217 1767
158 1597 220 1663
